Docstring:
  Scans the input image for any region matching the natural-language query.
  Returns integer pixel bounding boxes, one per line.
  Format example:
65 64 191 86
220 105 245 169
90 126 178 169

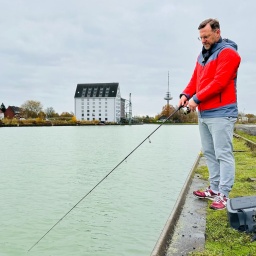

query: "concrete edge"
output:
233 132 256 150
150 152 202 256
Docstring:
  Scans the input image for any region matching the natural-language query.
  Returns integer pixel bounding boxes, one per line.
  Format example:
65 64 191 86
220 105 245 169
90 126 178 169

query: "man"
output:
179 18 241 210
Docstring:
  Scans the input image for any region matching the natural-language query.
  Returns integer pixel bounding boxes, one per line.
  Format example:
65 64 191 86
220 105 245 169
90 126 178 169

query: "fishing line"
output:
28 106 183 252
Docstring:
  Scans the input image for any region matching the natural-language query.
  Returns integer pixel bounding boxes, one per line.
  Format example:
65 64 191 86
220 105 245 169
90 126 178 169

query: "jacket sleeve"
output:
181 62 198 100
195 48 241 102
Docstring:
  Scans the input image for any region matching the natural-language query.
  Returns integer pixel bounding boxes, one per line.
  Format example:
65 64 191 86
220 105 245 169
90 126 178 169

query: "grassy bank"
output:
235 130 256 143
0 117 116 126
191 133 256 256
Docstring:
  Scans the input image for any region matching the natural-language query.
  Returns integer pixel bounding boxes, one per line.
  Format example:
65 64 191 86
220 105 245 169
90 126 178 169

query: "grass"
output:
235 129 256 143
190 134 256 256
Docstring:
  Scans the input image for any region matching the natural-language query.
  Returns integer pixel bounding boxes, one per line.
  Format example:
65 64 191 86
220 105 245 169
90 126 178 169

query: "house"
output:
157 115 168 122
239 116 249 123
0 109 4 120
4 106 21 119
74 82 125 122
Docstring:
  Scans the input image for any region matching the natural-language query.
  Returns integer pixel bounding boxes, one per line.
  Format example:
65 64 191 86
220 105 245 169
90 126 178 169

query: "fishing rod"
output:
28 105 190 252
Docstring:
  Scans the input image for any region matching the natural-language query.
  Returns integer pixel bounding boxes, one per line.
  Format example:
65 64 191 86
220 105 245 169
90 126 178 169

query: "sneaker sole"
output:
193 194 216 201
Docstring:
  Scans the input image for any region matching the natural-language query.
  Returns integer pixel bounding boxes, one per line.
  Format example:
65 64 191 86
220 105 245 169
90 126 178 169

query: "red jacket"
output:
182 38 241 118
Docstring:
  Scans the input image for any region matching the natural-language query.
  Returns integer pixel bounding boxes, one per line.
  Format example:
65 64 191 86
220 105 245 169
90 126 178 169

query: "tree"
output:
38 111 46 119
71 116 77 123
155 104 176 120
60 112 73 117
20 100 43 118
1 103 6 112
246 114 255 118
156 104 198 123
45 107 56 118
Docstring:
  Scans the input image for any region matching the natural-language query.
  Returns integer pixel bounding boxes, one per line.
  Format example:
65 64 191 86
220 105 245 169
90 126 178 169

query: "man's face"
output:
199 23 220 50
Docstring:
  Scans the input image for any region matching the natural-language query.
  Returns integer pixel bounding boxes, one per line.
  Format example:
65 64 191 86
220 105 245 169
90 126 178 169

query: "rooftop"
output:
74 83 119 98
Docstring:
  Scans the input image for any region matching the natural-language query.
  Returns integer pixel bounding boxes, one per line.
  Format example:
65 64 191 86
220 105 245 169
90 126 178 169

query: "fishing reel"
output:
182 106 191 115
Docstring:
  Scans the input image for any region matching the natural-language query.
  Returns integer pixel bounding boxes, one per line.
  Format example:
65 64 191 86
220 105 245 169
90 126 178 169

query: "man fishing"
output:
178 18 241 210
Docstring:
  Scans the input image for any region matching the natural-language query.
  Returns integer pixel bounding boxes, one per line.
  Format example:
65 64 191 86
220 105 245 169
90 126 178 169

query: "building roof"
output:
74 83 119 98
8 106 21 114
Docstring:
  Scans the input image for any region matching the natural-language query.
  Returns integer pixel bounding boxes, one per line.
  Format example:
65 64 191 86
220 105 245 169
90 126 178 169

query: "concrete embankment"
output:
235 124 256 136
151 153 208 256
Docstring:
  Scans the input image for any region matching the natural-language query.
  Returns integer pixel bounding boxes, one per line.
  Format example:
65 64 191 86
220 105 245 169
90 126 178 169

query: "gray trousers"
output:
198 117 237 197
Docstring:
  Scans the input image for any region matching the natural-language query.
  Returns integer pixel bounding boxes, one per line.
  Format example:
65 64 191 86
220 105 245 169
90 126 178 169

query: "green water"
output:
0 125 201 256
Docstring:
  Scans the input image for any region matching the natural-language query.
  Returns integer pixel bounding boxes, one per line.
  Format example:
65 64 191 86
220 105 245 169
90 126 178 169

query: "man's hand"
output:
179 95 188 108
188 98 198 111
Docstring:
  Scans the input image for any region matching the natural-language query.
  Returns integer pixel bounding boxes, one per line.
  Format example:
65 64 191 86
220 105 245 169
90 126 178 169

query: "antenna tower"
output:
164 71 173 106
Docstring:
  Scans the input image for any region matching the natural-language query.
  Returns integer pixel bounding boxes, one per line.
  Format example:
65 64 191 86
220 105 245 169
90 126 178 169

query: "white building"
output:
0 110 4 120
74 82 125 122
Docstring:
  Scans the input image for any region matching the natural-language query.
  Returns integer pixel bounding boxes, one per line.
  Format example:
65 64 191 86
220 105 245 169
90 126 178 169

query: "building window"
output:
93 88 97 97
105 87 110 97
99 88 103 97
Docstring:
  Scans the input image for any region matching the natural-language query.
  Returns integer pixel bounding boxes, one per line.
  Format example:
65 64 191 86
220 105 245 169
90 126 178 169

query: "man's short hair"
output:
198 18 220 30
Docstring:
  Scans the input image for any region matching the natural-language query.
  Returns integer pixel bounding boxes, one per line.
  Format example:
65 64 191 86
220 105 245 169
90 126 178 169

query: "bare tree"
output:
21 100 43 118
45 107 56 118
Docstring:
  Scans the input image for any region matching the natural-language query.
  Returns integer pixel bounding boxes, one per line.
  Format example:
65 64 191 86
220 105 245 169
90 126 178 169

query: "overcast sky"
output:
0 0 255 116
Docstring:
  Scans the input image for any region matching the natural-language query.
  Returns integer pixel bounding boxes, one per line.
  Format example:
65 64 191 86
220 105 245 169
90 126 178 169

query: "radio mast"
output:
164 71 173 106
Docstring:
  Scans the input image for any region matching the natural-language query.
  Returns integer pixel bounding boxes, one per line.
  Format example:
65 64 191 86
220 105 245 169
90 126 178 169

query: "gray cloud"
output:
0 0 254 115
